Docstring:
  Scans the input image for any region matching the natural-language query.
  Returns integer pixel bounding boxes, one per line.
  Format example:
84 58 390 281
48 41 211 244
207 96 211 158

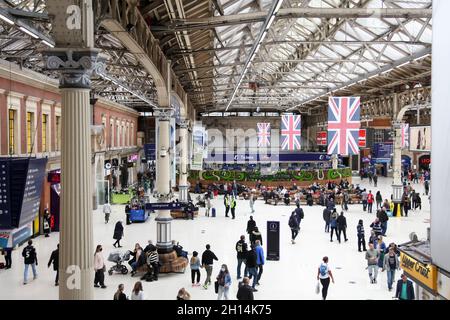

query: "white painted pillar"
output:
155 60 174 253
391 93 403 217
178 119 189 202
332 154 338 169
44 49 105 300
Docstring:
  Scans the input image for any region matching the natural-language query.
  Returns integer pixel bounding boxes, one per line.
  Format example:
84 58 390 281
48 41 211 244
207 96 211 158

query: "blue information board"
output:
373 143 393 159
144 144 156 161
0 158 47 230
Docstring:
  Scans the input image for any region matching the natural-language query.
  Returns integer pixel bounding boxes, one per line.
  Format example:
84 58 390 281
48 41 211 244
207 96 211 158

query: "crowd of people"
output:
0 168 431 302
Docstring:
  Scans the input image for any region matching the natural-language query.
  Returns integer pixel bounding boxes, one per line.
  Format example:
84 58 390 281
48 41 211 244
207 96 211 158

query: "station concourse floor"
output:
0 176 430 300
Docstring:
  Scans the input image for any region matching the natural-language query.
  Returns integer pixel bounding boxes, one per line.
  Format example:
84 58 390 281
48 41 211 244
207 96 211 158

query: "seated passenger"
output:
129 243 145 275
172 240 188 258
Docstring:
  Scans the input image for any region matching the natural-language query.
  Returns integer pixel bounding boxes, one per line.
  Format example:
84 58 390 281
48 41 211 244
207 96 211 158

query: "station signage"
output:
145 202 183 211
400 252 437 291
316 131 327 146
359 129 366 148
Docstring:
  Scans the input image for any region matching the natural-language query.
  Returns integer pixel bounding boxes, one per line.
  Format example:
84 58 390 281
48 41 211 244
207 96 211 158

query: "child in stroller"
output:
108 251 131 275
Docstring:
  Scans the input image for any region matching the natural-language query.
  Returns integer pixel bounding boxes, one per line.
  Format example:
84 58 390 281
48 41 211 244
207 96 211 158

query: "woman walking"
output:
216 264 232 300
94 245 107 289
317 256 335 300
113 220 124 248
375 191 382 210
190 251 201 287
113 284 127 300
130 281 145 300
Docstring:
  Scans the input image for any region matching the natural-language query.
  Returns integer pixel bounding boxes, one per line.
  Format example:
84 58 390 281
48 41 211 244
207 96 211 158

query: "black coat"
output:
250 231 262 245
246 220 256 234
323 208 331 222
395 280 415 300
237 283 254 300
113 222 124 240
48 248 59 271
336 215 347 229
245 249 257 268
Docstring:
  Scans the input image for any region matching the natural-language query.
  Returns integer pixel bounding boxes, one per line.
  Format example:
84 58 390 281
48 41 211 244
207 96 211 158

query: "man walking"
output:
361 189 368 212
395 273 415 300
2 247 12 269
255 240 265 286
365 242 380 284
367 191 374 213
47 244 59 286
294 203 304 227
289 212 300 244
383 247 400 291
235 235 248 280
357 220 367 252
201 244 218 289
22 240 38 285
336 212 348 243
373 173 378 187
244 246 258 291
103 202 112 224
323 207 331 233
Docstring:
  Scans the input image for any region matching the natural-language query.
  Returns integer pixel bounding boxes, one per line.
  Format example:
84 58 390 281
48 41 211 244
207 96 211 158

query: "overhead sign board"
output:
145 202 183 211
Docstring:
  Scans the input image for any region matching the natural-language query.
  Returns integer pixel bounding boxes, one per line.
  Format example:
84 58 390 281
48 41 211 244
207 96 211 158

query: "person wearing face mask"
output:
94 245 107 288
216 264 232 300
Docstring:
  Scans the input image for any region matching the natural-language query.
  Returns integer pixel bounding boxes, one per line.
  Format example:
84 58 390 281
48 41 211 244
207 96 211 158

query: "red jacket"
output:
367 193 374 204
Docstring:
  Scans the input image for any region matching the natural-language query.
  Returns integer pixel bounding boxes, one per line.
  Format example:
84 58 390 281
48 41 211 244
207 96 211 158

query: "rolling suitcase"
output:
211 208 216 217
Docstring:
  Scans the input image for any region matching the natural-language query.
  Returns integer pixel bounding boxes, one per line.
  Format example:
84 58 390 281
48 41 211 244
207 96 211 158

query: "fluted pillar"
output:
391 94 403 217
44 49 105 300
155 109 174 253
331 154 338 169
178 119 189 203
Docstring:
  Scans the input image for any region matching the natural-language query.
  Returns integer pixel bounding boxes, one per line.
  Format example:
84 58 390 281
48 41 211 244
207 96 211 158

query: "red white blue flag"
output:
257 123 271 147
401 123 409 149
327 97 361 155
281 115 301 151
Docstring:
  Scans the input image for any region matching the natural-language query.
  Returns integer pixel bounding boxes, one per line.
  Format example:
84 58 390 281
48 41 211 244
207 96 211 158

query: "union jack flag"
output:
257 123 271 147
281 115 301 151
401 123 409 149
327 97 361 155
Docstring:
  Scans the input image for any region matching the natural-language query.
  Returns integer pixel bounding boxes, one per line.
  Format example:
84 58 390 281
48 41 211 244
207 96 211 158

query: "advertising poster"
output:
191 124 204 171
409 126 431 152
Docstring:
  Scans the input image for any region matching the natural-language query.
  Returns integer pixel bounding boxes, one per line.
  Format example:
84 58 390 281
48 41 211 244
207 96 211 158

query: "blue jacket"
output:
255 245 265 265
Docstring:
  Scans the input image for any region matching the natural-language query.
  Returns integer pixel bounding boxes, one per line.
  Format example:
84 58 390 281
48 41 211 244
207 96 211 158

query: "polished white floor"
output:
0 176 430 300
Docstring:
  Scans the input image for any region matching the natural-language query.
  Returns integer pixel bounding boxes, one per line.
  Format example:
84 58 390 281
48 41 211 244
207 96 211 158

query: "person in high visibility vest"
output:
230 196 237 219
224 194 231 217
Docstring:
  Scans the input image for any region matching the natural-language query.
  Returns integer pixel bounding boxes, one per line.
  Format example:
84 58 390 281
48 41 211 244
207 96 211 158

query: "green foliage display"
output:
188 168 352 182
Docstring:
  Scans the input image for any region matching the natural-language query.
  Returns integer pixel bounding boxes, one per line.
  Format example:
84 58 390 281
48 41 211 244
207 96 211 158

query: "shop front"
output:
399 244 439 299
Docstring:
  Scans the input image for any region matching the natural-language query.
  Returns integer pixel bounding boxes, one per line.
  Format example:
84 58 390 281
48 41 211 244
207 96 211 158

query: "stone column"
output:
178 119 189 203
44 49 105 300
391 93 403 217
331 154 338 169
154 108 174 253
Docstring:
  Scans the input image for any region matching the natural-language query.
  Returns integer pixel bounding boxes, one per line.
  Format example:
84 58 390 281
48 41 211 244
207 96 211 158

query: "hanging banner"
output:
316 131 327 146
281 115 301 151
359 129 367 148
191 124 204 171
401 123 409 149
327 97 361 155
257 123 271 147
170 117 176 187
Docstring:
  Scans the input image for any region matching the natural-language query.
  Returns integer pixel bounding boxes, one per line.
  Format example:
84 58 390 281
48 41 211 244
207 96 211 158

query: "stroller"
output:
108 251 131 275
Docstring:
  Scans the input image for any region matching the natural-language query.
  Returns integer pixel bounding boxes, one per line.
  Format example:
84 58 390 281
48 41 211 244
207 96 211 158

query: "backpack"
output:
319 264 328 277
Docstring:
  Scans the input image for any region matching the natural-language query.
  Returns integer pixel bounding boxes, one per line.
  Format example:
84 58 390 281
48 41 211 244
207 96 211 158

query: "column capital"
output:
154 108 174 121
179 119 190 129
43 48 106 89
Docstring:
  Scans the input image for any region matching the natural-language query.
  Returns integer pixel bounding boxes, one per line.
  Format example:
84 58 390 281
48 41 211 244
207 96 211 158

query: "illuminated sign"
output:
400 252 437 291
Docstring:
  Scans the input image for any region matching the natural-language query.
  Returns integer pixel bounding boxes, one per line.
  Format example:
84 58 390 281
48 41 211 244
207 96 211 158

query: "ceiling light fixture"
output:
19 26 39 39
0 11 14 25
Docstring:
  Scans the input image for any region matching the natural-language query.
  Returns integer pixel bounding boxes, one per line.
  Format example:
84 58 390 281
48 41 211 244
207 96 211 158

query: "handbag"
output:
214 281 219 294
315 280 321 294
